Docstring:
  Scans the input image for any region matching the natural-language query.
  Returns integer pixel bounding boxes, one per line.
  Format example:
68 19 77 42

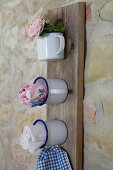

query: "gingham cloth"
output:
36 146 72 170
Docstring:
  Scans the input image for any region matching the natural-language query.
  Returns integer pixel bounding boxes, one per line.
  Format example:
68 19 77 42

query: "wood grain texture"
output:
46 3 85 170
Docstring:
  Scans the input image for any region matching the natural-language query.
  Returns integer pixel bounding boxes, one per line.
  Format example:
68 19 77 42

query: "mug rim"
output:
33 77 49 106
33 119 48 148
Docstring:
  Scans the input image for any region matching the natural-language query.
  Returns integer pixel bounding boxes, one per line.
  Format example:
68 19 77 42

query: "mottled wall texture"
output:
84 1 113 170
0 0 113 170
0 0 47 170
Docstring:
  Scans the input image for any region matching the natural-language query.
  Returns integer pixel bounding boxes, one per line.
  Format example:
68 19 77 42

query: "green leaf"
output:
44 26 54 32
54 19 63 28
39 19 65 36
53 26 65 32
44 22 51 28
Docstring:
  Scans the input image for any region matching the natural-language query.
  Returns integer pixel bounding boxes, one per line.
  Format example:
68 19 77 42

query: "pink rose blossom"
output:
21 25 29 38
21 18 45 39
28 18 45 38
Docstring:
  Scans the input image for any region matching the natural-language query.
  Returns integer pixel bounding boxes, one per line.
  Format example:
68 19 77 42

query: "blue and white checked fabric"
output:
36 146 72 170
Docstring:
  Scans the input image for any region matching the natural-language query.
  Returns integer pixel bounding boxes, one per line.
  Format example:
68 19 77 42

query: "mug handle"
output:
50 89 67 94
55 34 65 55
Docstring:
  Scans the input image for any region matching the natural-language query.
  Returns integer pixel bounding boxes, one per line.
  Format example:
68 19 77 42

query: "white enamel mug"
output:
33 120 68 147
37 32 65 60
46 79 68 104
45 120 67 146
33 77 68 106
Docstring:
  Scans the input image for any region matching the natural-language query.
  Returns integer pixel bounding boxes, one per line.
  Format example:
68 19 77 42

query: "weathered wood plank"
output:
46 3 85 170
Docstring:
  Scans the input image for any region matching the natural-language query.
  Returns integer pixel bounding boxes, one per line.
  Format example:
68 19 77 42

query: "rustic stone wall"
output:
84 1 113 170
0 1 47 170
0 0 113 170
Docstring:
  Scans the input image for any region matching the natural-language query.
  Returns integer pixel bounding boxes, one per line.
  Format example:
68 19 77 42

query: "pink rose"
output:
28 18 45 38
21 26 29 38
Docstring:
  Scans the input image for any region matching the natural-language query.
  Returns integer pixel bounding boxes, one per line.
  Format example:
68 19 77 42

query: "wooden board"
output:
46 3 85 170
